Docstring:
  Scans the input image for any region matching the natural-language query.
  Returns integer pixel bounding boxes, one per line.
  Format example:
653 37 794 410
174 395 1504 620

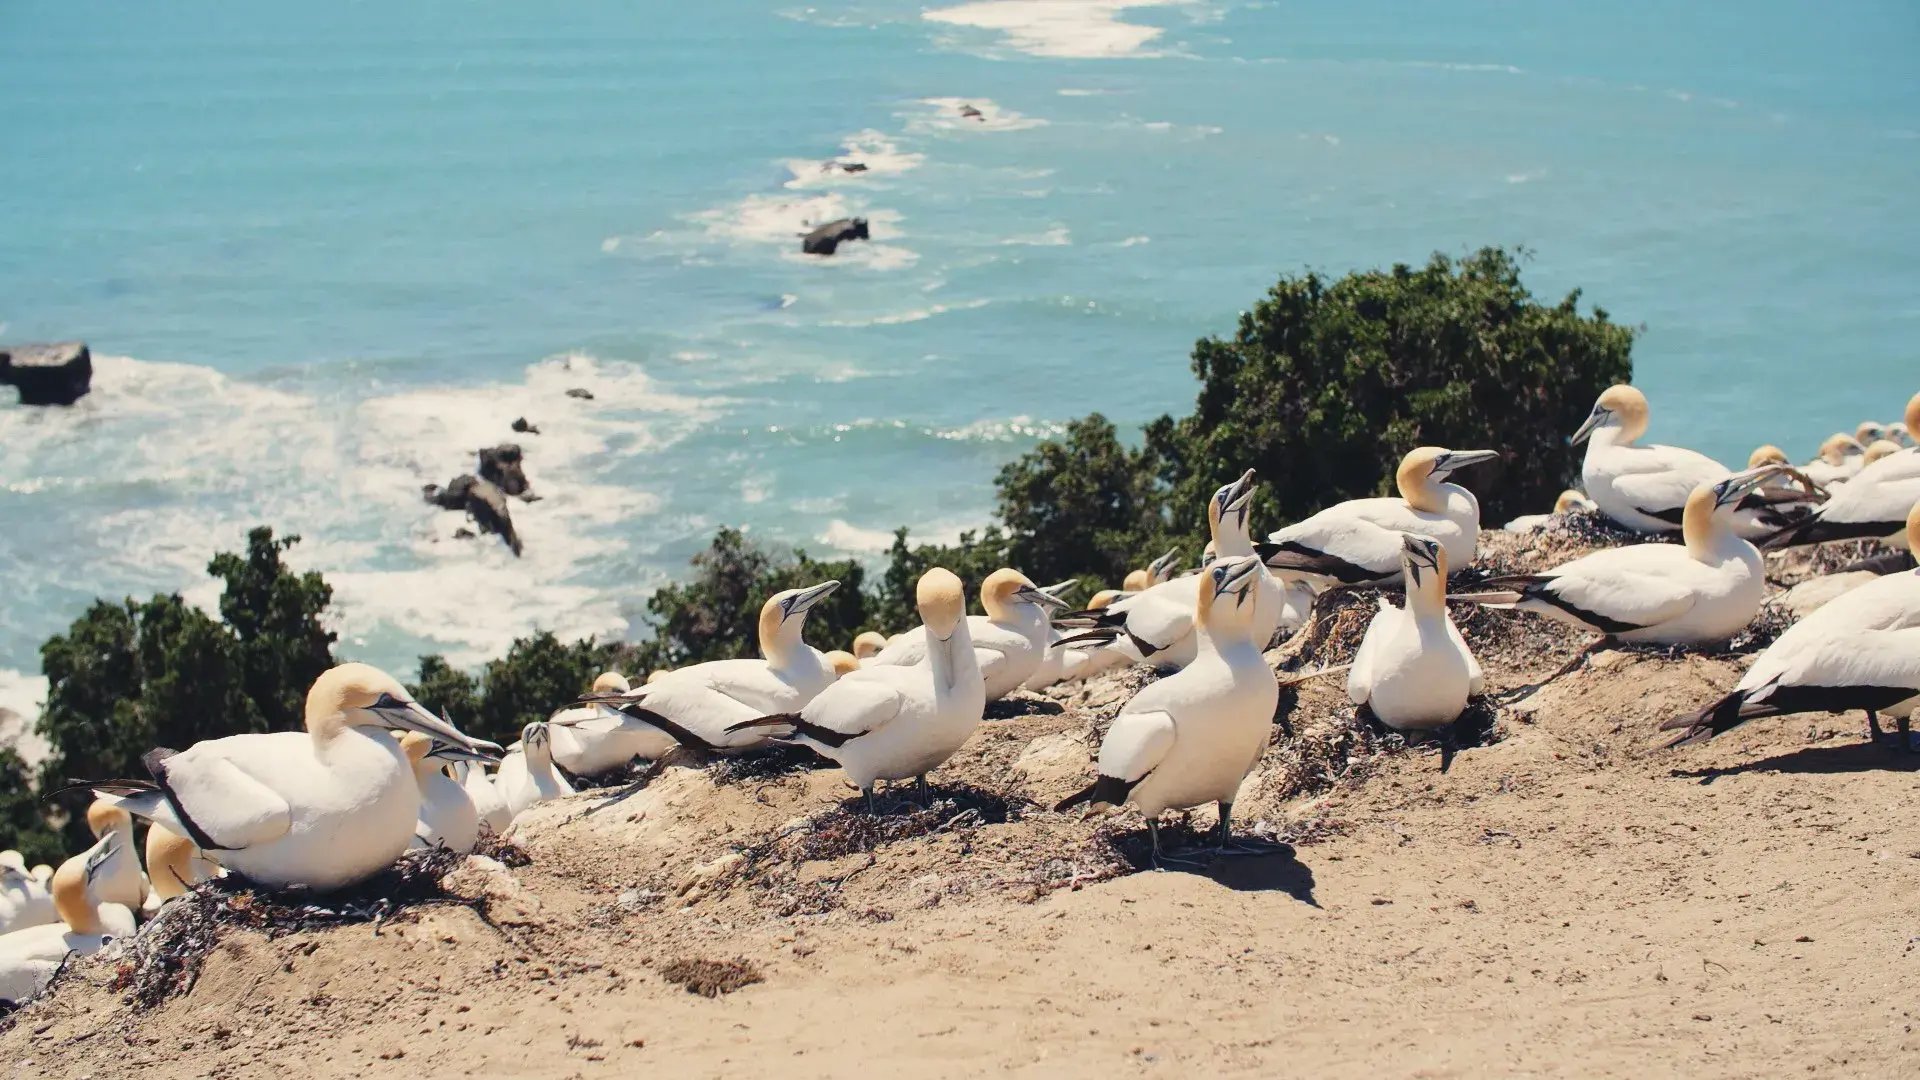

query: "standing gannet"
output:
1665 501 1920 750
548 672 664 776
1503 489 1598 533
1347 535 1485 771
1021 580 1088 691
0 834 137 1005
452 759 513 835
1259 447 1499 585
1765 394 1920 551
80 663 500 892
729 568 986 810
81 802 146 912
1802 434 1867 488
0 857 55 935
566 582 844 753
866 569 1069 700
495 722 573 822
143 824 218 904
1472 468 1778 649
1055 556 1280 865
399 733 485 853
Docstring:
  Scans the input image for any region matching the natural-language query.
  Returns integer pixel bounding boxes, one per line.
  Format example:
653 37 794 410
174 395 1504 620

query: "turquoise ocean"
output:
1 0 1915 709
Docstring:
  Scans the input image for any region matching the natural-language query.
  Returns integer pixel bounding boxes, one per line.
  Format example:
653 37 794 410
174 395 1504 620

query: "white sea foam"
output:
689 193 915 270
1506 168 1548 185
1001 225 1072 246
908 97 1047 134
783 130 925 190
1117 235 1152 247
0 669 48 769
924 0 1189 59
821 299 991 327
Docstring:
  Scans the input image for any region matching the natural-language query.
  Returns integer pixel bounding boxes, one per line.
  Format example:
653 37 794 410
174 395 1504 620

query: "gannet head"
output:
980 568 1071 622
1907 392 1920 437
1196 555 1263 635
518 722 553 767
591 671 630 694
51 833 117 937
1122 568 1150 592
758 581 842 650
1888 422 1911 447
1855 421 1885 445
823 650 861 677
1553 489 1596 514
1816 433 1864 465
309 663 501 760
1396 447 1498 510
1747 445 1788 469
916 568 967 641
0 849 24 876
398 731 435 779
1398 533 1446 592
1087 589 1124 611
145 824 202 902
646 669 670 685
851 631 888 660
1864 439 1902 465
1208 468 1257 539
85 800 130 839
1571 385 1648 446
1147 548 1181 584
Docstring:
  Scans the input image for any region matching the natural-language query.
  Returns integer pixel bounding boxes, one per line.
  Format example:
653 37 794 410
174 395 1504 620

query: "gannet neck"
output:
400 731 436 783
1680 485 1727 561
758 595 793 664
145 825 200 902
1906 500 1920 554
1210 499 1254 558
916 568 970 691
1406 545 1449 619
1905 391 1920 435
86 801 130 841
50 847 103 936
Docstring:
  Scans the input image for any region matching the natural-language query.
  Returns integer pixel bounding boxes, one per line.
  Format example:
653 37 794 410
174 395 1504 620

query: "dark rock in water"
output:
478 443 535 501
421 476 473 512
825 161 868 174
566 387 595 400
511 417 540 435
801 217 870 256
0 341 93 406
452 527 476 540
422 475 523 556
959 103 984 120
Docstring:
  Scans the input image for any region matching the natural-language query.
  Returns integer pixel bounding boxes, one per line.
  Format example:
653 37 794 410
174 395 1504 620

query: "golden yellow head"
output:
979 567 1035 620
1088 589 1123 611
85 800 129 838
1855 421 1885 445
646 669 669 685
1864 439 1902 465
50 849 95 934
306 663 410 729
916 567 966 638
1122 569 1149 592
1816 433 1863 464
824 650 861 677
1575 384 1650 445
591 671 629 694
1552 489 1595 514
851 631 888 659
144 824 202 902
1747 445 1788 468
399 730 434 772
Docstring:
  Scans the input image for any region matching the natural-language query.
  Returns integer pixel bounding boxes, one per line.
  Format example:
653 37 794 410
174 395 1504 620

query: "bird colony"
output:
4 387 1916 1007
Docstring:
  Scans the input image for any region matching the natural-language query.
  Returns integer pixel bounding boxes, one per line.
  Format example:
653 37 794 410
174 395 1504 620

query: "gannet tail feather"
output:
1762 515 1890 551
1054 773 1137 812
1662 684 1916 746
1054 628 1121 650
725 712 861 748
1254 541 1378 585
607 702 721 753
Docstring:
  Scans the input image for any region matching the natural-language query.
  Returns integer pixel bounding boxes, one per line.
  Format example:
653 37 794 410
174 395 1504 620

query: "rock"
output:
959 103 984 120
478 443 534 500
0 342 92 406
826 161 868 174
565 387 595 400
452 527 476 540
423 474 523 556
511 417 540 435
801 217 870 256
1012 734 1091 800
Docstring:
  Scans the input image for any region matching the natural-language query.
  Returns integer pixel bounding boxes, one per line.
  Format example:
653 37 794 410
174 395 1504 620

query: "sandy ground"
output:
3 528 1916 1079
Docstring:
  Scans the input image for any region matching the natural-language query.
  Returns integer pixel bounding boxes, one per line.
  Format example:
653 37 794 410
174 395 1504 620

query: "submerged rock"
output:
423 475 523 556
479 443 535 500
0 341 92 405
565 387 595 400
511 417 540 435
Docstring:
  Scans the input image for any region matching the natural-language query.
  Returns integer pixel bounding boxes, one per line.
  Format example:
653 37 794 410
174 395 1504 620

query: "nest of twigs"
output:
656 957 764 998
708 744 824 787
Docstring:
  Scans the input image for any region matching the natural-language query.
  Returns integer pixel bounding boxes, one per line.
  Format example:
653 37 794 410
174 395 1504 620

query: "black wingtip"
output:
1054 774 1135 812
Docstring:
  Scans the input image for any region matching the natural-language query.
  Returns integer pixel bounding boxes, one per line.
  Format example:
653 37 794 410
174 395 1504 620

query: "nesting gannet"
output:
1665 501 1920 749
1347 535 1484 771
1765 394 1920 551
143 824 219 904
1473 468 1777 649
452 759 513 835
729 568 985 811
548 672 661 776
400 733 485 853
1802 434 1867 488
852 631 889 666
0 858 56 936
866 569 1069 699
1055 556 1279 864
1503 489 1598 533
1864 439 1903 466
823 650 861 677
646 669 670 685
1889 422 1912 447
1856 421 1886 446
82 663 500 892
1260 447 1500 585
495 722 574 821
1022 580 1088 692
1119 549 1181 594
566 582 843 753
82 801 146 912
0 835 137 1005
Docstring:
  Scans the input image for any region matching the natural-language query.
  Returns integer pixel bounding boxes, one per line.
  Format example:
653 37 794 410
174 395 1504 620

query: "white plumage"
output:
866 568 1068 699
1765 394 1920 550
495 722 573 822
1348 534 1484 752
400 734 482 853
452 760 513 836
1262 447 1499 585
0 835 137 1005
0 860 55 936
547 672 668 775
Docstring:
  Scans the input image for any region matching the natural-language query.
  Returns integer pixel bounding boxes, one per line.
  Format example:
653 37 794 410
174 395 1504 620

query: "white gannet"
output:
1021 580 1088 692
1502 489 1598 533
452 759 513 836
822 650 861 677
565 581 843 754
0 835 137 1005
1472 468 1777 647
1765 393 1920 551
401 733 486 853
1054 556 1279 865
1207 470 1314 644
83 663 500 892
1050 589 1132 684
0 857 56 936
727 568 986 811
1120 549 1181 594
1889 422 1912 447
548 672 658 776
1802 433 1867 488
1347 534 1484 771
1665 501 1920 750
143 823 218 905
1864 439 1903 466
1855 421 1886 446
852 631 888 666
82 801 146 912
1259 447 1500 585
495 722 573 822
866 568 1069 700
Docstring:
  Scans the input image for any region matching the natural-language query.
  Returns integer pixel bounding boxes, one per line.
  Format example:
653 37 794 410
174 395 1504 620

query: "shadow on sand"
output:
1672 738 1920 783
1107 827 1319 906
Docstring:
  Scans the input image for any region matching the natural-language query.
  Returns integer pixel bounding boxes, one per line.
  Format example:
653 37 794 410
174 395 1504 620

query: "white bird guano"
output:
0 834 137 1005
1347 534 1485 771
1261 446 1500 585
559 582 843 754
1055 555 1280 866
1472 468 1779 648
400 732 484 853
729 568 986 811
866 568 1069 700
1765 393 1920 551
495 722 573 822
84 663 500 892
1665 500 1920 750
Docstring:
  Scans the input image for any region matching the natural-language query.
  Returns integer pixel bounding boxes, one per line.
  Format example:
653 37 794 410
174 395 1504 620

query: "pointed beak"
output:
369 697 502 760
1041 579 1079 603
1436 449 1500 474
1713 466 1779 507
785 580 841 619
427 741 500 765
1569 408 1607 446
1149 548 1181 577
1014 584 1072 611
1211 556 1262 598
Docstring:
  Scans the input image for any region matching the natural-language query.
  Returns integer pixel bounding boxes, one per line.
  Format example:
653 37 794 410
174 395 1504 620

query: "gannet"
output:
548 672 661 776
1119 549 1181 594
823 650 861 676
81 663 500 892
143 823 218 904
0 835 137 1005
1503 489 1598 533
452 759 513 835
866 569 1068 699
1864 439 1903 466
851 631 888 665
1765 394 1920 551
1802 434 1867 488
1889 422 1912 447
1055 556 1279 864
1260 447 1500 585
646 669 670 685
1347 535 1484 771
1050 589 1132 684
495 722 573 822
728 568 986 811
0 858 55 936
1473 469 1777 649
400 733 485 853
1022 580 1089 691
1201 541 1218 568
1665 501 1920 750
565 582 844 753
1855 421 1886 446
82 801 146 912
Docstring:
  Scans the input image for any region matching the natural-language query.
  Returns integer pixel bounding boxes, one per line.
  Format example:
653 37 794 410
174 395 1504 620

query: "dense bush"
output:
638 527 871 666
409 635 633 748
0 748 63 866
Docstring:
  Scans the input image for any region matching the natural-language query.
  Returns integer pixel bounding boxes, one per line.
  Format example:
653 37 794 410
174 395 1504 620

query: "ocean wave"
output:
907 97 1047 134
783 130 925 190
821 299 992 327
686 192 915 270
923 0 1187 60
1117 235 1152 247
1000 226 1072 247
